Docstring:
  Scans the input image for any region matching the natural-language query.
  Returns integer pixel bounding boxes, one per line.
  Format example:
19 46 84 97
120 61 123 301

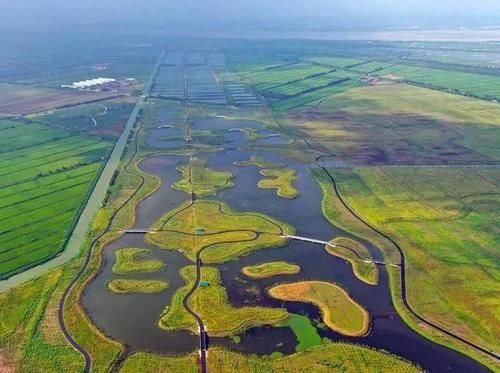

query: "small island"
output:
242 261 300 279
268 281 369 336
107 279 169 294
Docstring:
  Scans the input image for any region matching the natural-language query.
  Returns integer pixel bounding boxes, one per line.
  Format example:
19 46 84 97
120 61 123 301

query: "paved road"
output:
0 51 165 292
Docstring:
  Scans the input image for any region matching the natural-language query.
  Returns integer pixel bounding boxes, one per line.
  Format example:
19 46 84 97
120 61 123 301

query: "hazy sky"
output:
2 0 500 31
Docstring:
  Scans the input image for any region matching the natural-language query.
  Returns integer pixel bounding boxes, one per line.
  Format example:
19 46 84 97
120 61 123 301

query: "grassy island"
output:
147 200 294 263
242 261 300 279
172 159 233 197
258 168 299 199
234 155 285 169
107 279 168 294
268 281 369 336
112 248 165 275
159 266 287 336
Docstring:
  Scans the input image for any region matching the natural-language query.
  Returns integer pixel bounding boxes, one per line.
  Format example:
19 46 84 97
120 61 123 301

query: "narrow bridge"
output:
121 229 157 234
282 235 398 267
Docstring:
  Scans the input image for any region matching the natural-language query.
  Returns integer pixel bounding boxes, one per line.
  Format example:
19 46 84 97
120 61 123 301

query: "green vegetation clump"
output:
242 261 300 279
268 281 369 336
278 314 322 352
107 279 168 294
326 237 378 285
112 248 164 275
0 119 111 279
159 266 287 336
172 159 233 197
233 155 285 169
258 168 299 199
208 344 420 372
147 200 294 263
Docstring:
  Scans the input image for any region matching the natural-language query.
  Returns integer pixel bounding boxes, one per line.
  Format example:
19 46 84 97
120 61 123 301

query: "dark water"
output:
81 116 489 372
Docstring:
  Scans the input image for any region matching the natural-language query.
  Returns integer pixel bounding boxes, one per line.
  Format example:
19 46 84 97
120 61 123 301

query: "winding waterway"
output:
81 114 488 372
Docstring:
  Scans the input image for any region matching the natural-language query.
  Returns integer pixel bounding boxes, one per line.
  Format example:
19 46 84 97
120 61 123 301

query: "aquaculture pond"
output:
81 115 488 372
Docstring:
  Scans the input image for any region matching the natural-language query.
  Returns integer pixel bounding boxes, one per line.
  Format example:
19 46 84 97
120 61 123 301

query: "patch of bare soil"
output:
0 351 15 373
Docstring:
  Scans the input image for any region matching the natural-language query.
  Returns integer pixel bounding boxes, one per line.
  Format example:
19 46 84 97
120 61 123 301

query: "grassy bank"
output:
208 344 420 372
326 237 378 285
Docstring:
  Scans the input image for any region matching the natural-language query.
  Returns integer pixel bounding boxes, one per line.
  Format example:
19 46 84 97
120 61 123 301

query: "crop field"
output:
349 61 393 74
374 64 500 99
328 166 500 352
306 56 366 68
35 97 137 137
0 119 111 279
272 79 360 112
268 70 359 97
239 63 332 91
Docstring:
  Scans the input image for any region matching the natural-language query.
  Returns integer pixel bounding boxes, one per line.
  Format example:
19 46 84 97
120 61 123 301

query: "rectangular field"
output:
0 119 112 278
374 64 500 99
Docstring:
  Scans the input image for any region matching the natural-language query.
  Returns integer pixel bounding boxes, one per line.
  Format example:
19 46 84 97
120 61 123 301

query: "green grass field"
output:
208 344 419 372
0 119 111 279
268 281 370 336
375 64 500 100
328 166 500 352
